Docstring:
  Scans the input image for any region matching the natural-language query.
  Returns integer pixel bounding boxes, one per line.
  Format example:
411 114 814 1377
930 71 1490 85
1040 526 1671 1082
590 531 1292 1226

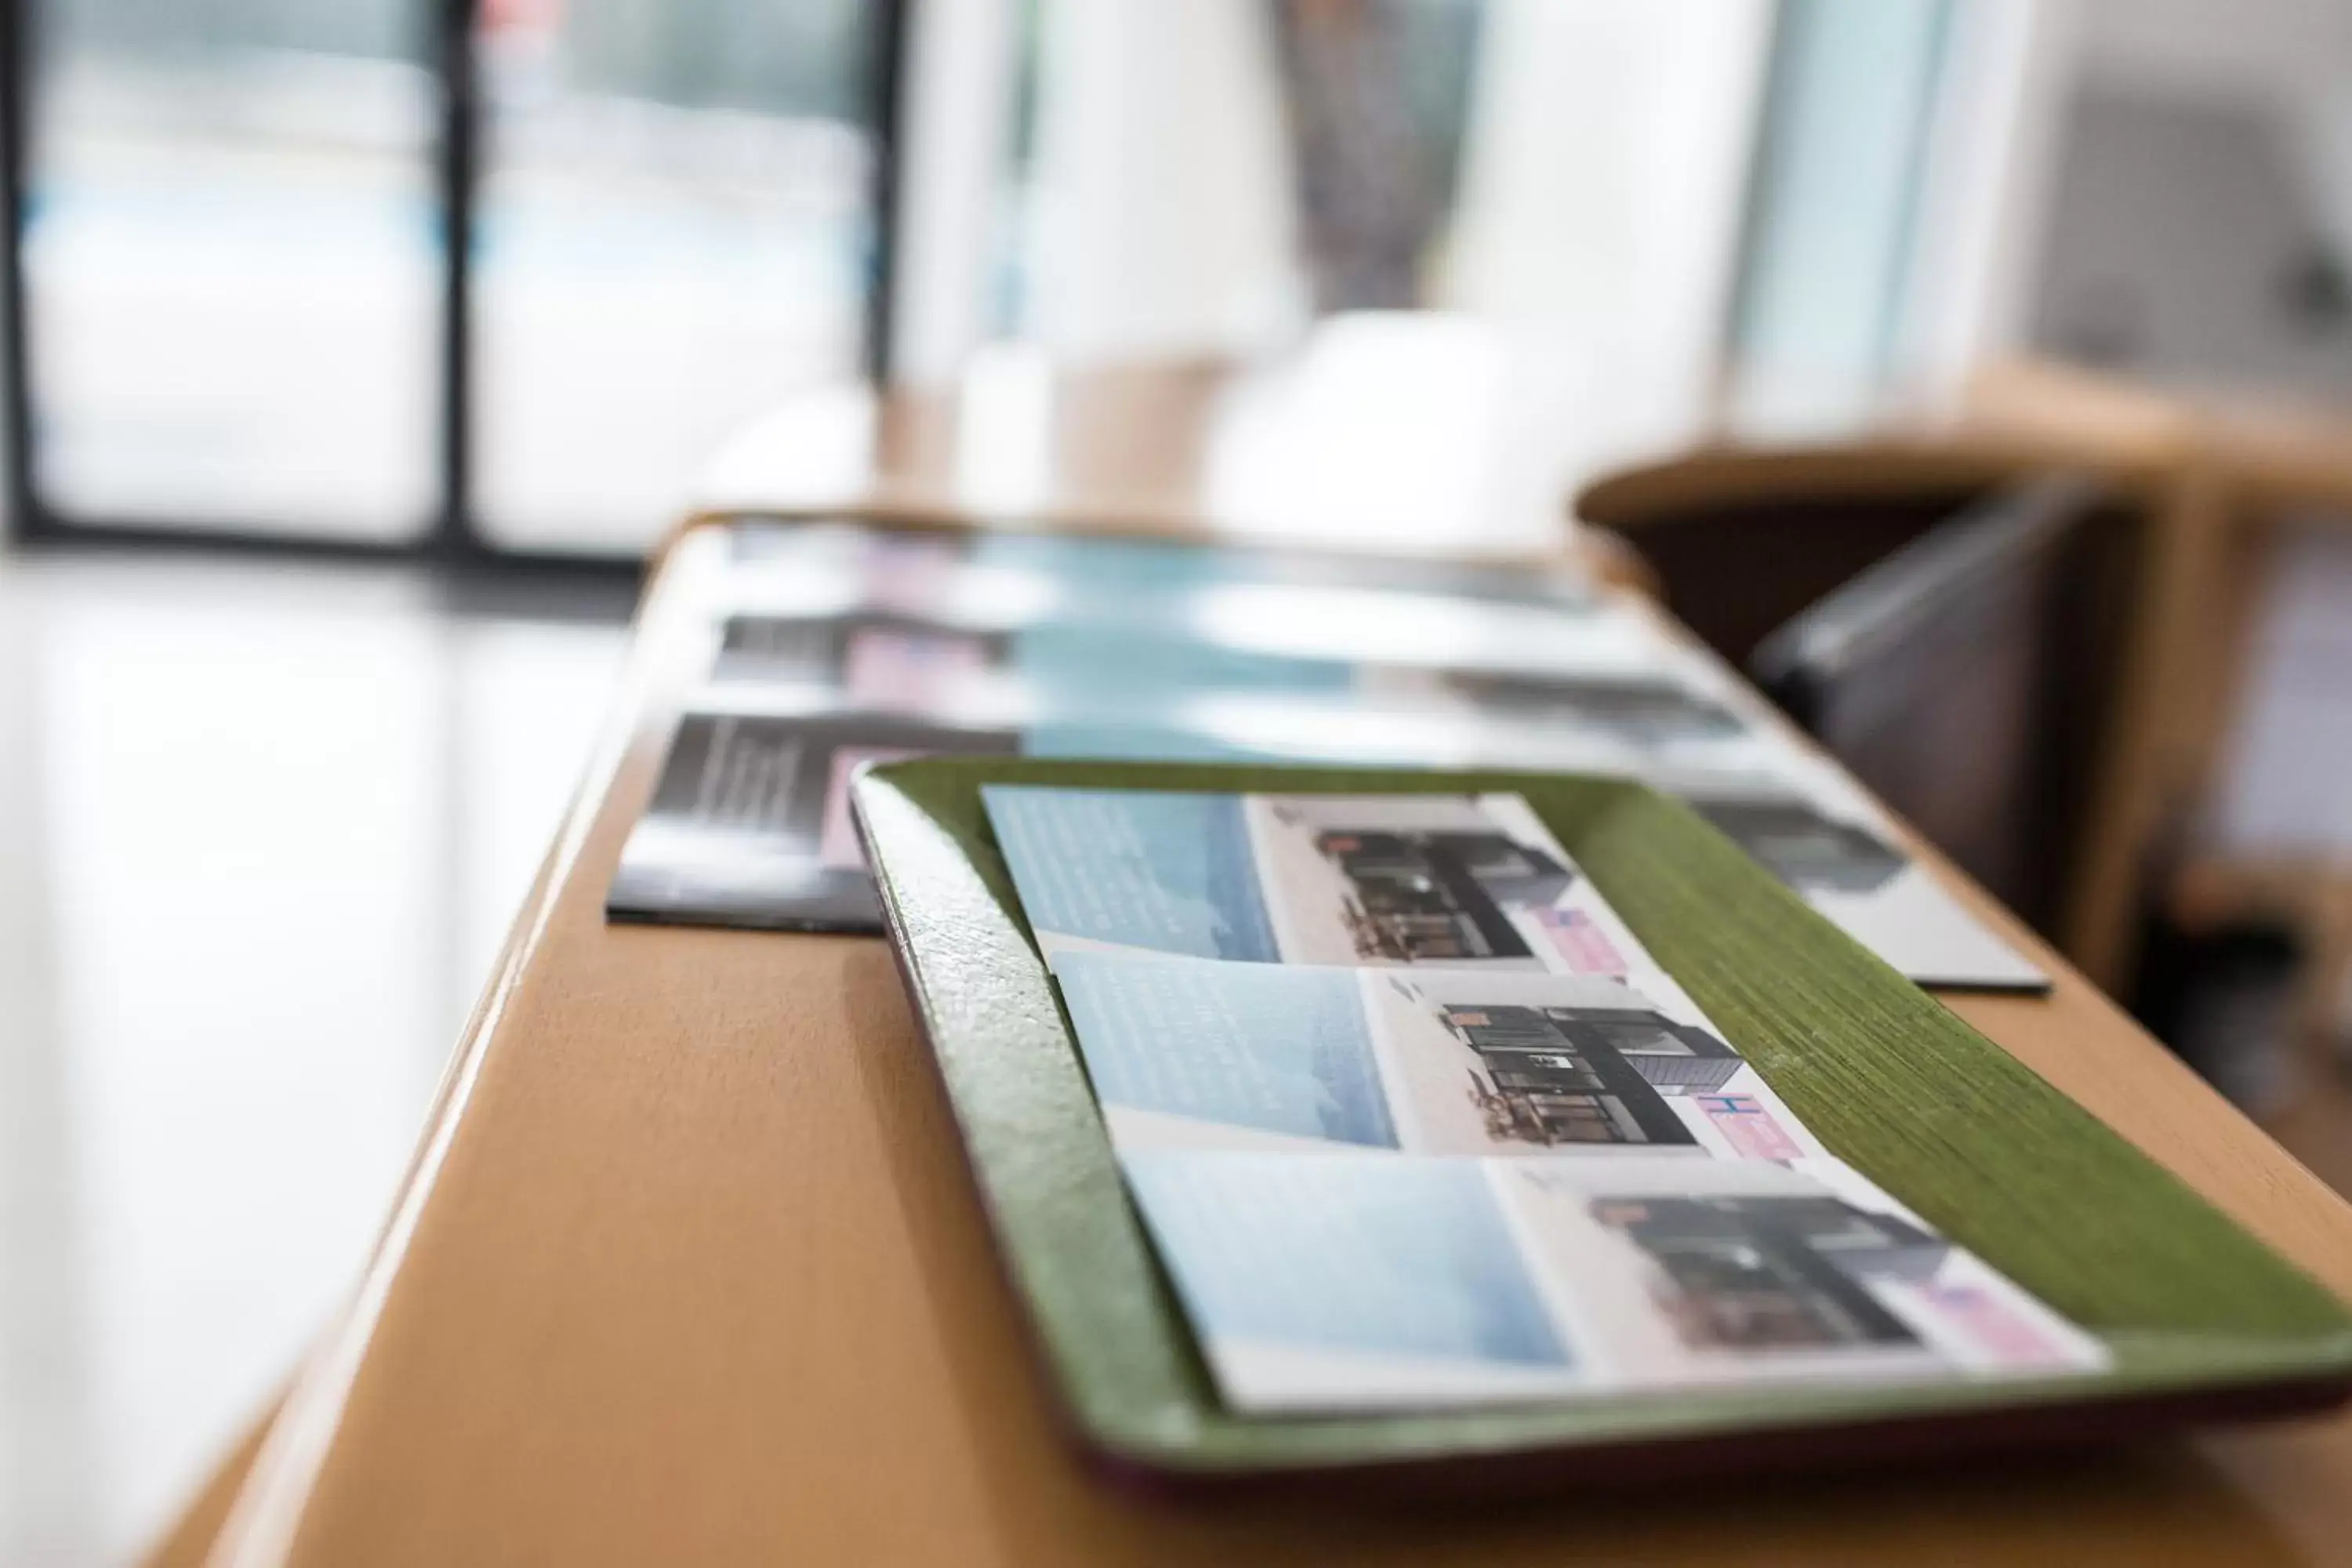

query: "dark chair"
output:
1579 450 2040 674
1748 476 2127 936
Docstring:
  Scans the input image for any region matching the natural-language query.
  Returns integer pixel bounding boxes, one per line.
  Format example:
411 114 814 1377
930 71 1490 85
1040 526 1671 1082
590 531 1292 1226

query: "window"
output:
15 0 439 540
2 0 900 557
471 0 881 552
5 0 1984 560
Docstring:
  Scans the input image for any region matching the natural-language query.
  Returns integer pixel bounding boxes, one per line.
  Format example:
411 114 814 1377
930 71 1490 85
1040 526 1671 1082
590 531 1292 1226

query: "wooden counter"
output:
163 516 2352 1568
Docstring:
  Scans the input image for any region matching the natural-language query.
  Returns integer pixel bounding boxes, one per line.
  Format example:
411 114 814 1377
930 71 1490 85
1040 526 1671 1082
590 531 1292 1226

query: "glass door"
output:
13 0 441 543
2 0 901 558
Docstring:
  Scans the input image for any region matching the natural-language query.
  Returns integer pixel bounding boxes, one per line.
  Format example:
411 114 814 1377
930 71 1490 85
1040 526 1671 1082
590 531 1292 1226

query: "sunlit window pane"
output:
23 0 441 539
471 0 876 554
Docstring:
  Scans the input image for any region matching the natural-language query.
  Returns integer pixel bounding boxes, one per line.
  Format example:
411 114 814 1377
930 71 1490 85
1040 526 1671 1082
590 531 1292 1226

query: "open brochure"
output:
622 533 2049 989
1122 1151 2103 1414
981 780 2042 989
1054 954 1824 1164
978 786 2103 1414
987 787 1684 973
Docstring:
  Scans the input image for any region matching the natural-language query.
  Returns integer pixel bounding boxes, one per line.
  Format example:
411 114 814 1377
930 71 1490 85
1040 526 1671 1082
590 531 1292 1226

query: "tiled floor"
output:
0 548 629 1566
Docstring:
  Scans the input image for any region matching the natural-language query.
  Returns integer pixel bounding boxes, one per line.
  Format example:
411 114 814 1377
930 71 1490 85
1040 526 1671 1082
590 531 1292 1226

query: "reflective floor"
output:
0 548 629 1566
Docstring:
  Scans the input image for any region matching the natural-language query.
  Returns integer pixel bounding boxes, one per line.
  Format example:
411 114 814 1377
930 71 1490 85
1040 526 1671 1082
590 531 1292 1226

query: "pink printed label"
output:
862 538 961 614
1916 1283 2071 1367
843 628 989 708
1697 1094 1803 1160
819 746 922 870
1533 907 1628 976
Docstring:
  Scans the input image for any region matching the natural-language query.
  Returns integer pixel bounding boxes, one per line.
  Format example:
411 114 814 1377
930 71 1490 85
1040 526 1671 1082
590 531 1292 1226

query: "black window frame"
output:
0 0 909 569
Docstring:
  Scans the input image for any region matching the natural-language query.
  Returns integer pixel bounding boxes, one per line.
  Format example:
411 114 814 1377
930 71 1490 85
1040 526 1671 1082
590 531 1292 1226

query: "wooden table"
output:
690 318 1753 563
162 351 2352 1566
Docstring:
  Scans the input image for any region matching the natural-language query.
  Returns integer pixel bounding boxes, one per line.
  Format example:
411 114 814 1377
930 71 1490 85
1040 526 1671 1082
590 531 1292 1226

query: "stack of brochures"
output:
608 518 2047 991
975 783 2103 1413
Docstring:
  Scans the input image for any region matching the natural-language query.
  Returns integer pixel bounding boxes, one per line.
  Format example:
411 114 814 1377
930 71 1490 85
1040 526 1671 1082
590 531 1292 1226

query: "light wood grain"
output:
162 350 2352 1563
174 523 2352 1568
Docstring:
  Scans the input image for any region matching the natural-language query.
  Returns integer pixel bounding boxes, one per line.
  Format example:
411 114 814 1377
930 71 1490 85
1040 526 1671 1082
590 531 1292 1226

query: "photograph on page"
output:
1054 953 1826 1163
1670 774 2049 993
1121 1152 2105 1415
707 604 1758 765
984 787 1655 975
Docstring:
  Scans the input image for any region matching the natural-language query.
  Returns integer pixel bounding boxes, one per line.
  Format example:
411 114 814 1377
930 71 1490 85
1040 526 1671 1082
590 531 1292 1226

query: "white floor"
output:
0 548 629 1566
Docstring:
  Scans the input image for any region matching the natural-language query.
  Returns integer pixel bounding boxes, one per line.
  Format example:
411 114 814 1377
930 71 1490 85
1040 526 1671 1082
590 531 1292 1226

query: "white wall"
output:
2073 0 2352 270
1898 0 2085 390
1445 0 1773 423
887 0 1022 385
2074 0 2352 100
1020 0 1302 364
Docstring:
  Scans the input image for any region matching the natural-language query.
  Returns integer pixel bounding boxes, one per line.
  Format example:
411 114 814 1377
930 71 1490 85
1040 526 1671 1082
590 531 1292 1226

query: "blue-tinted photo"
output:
985 786 1279 960
1124 1153 1569 1370
1056 953 1396 1147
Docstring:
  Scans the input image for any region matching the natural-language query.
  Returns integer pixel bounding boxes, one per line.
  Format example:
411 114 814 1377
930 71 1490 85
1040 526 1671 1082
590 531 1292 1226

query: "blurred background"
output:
7 0 2352 1560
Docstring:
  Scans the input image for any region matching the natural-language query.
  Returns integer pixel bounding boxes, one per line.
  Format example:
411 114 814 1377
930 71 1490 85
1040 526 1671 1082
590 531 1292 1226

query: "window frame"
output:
0 0 909 568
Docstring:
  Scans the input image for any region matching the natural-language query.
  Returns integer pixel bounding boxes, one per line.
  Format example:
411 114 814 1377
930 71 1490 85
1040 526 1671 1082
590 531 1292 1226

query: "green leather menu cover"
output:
850 757 2352 1485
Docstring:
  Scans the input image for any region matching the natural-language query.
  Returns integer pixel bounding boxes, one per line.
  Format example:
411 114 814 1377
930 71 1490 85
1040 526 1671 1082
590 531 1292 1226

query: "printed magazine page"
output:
1121 1152 2104 1414
1055 954 1825 1164
725 515 1600 609
986 788 1650 973
1671 772 2049 993
687 522 2044 986
975 786 2103 1415
985 781 2045 991
710 608 1751 761
724 531 1664 677
607 707 1019 931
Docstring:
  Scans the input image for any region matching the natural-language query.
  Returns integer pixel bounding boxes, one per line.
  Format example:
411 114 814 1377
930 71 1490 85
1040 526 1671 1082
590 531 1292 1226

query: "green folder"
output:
850 757 2352 1488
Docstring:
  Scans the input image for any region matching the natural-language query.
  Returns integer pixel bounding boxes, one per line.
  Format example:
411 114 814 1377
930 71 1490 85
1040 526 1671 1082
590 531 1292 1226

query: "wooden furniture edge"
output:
137 1387 285 1568
183 514 2352 1566
196 540 700 1568
1575 435 2172 532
